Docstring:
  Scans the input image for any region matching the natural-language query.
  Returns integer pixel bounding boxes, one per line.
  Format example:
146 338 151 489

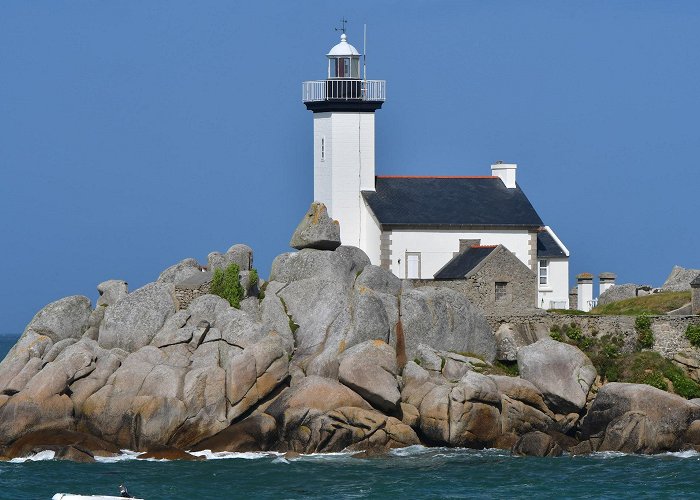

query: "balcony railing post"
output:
303 80 386 103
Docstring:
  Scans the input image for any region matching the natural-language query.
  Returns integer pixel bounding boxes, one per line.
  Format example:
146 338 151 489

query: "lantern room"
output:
327 33 361 79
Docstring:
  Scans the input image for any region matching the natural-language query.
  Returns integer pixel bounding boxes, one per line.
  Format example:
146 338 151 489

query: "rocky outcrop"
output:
96 280 128 307
580 382 700 454
662 265 700 292
208 244 253 272
98 282 177 352
400 287 495 362
512 431 562 457
4 207 600 460
517 338 596 414
158 258 201 284
491 375 554 436
401 362 501 448
338 340 400 413
278 406 419 453
23 295 92 343
289 202 341 251
598 283 647 306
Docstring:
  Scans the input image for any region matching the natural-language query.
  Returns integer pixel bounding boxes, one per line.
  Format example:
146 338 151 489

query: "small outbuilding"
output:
414 244 537 314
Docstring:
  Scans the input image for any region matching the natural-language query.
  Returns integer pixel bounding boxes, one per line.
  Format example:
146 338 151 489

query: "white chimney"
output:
491 161 517 189
577 273 594 312
599 272 616 296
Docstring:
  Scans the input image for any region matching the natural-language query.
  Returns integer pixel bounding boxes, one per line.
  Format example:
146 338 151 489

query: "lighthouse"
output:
302 30 386 256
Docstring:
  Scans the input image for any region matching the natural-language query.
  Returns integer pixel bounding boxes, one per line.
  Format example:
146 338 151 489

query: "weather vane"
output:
335 17 348 35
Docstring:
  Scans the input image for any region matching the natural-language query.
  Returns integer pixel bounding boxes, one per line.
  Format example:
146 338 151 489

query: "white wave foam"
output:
663 450 700 459
94 450 140 463
10 450 56 463
589 451 628 459
389 445 430 457
189 450 281 460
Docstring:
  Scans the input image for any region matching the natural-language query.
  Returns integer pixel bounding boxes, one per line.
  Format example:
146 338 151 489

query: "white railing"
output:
302 79 386 102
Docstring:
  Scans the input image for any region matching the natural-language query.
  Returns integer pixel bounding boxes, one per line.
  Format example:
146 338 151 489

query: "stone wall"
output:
175 282 211 310
487 313 700 358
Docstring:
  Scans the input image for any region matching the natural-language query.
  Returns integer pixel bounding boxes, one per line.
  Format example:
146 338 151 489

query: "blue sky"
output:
1 1 699 333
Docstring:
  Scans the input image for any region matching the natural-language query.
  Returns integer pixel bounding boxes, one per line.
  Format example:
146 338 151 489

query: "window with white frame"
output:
539 259 548 286
495 282 508 303
321 137 325 162
405 252 421 279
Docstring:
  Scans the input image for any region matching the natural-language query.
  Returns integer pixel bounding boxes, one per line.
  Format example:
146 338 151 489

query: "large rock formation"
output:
580 382 700 454
16 205 694 460
517 338 596 414
662 265 700 292
289 202 341 251
98 282 177 352
598 283 648 306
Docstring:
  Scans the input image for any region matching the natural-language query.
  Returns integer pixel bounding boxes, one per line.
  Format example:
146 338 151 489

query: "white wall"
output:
313 113 333 214
313 111 375 249
578 282 594 312
361 199 381 265
388 229 532 279
538 258 569 309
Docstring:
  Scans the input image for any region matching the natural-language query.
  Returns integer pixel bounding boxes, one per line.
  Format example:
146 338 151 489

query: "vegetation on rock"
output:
590 291 691 315
635 313 654 349
685 324 700 348
210 263 244 308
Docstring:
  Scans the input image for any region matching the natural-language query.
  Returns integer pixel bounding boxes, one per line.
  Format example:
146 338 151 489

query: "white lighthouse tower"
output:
302 30 386 258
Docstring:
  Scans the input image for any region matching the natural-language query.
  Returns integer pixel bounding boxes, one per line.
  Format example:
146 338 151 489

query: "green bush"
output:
549 325 563 342
248 268 259 292
635 313 654 349
666 368 700 399
685 324 700 348
493 360 519 376
210 268 224 297
210 263 244 308
565 324 583 341
641 371 667 391
602 342 620 359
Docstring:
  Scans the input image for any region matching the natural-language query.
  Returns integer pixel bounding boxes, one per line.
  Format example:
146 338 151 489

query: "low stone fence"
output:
487 313 700 358
174 272 212 310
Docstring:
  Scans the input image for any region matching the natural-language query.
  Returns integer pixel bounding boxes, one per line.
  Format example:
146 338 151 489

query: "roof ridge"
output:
470 244 498 249
376 175 498 179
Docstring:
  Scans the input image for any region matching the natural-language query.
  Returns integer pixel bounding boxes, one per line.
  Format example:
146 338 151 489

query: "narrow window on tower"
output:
321 137 325 162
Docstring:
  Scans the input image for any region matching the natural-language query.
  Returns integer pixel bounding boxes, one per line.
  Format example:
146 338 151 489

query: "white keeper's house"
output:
302 32 570 310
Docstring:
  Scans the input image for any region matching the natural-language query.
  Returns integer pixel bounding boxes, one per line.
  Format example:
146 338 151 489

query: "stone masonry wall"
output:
488 313 700 358
174 282 211 310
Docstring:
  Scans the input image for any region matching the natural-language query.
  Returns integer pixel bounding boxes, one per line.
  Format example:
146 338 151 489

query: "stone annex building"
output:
302 32 570 311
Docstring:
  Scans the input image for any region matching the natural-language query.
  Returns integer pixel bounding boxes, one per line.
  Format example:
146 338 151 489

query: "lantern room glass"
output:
328 57 360 79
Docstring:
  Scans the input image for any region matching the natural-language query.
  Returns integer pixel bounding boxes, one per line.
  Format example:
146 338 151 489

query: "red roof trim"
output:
376 175 498 179
471 245 498 249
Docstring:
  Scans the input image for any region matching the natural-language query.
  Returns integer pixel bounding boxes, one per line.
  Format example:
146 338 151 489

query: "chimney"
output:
599 272 616 296
491 161 517 189
577 273 594 312
568 287 578 310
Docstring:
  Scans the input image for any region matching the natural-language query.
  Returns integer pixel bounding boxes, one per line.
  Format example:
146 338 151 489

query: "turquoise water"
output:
2 335 700 499
3 447 700 499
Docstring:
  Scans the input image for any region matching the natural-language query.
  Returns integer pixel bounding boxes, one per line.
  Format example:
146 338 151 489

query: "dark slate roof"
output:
362 176 544 228
434 246 497 280
537 231 567 258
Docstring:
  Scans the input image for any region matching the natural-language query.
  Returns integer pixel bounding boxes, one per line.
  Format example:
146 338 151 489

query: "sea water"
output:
2 335 699 499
